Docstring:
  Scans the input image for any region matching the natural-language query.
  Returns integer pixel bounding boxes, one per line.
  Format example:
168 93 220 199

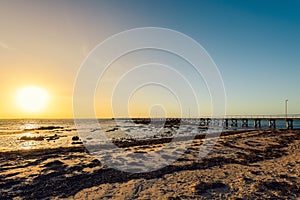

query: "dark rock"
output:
37 126 63 130
71 141 83 145
72 136 80 141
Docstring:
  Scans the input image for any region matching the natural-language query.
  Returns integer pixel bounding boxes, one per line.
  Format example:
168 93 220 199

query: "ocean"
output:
0 118 299 152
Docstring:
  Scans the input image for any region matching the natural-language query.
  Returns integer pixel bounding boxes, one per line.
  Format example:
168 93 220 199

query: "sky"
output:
0 0 299 118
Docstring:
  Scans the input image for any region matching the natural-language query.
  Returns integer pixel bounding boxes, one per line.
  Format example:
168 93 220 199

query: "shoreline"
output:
1 129 299 199
0 129 285 153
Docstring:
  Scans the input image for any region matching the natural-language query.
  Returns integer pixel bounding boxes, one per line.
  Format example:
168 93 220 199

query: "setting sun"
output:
16 86 48 113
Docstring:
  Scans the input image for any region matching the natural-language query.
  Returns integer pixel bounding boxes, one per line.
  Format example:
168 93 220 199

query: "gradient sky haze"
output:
0 0 299 118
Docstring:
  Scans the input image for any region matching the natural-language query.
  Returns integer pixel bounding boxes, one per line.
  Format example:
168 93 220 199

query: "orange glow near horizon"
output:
16 86 48 113
0 83 74 119
0 1 299 119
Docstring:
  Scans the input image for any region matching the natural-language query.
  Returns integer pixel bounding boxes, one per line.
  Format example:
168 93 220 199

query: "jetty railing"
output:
115 114 300 130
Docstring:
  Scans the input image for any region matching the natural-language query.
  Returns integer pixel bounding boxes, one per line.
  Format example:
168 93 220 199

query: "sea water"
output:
0 119 299 152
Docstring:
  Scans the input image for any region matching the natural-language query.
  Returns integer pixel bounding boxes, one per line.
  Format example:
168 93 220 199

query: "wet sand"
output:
1 129 299 199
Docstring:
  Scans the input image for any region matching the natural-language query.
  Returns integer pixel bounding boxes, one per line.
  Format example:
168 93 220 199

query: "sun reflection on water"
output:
19 132 44 140
19 132 44 150
21 141 39 150
20 123 39 130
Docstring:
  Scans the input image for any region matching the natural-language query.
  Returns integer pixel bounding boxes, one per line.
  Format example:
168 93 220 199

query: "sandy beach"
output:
1 129 299 199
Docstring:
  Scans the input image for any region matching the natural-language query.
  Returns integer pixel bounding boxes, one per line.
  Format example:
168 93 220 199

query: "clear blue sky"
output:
0 0 299 118
100 0 300 115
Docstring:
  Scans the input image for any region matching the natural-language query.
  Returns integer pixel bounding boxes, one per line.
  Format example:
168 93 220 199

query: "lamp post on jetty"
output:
285 99 288 119
284 99 294 129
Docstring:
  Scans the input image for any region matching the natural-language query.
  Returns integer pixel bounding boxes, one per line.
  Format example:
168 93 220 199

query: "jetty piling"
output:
254 119 261 128
286 119 293 129
231 119 238 127
268 119 276 129
120 115 298 130
241 119 248 127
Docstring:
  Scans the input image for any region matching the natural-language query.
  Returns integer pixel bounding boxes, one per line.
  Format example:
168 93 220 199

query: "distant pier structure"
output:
184 115 299 130
119 114 300 130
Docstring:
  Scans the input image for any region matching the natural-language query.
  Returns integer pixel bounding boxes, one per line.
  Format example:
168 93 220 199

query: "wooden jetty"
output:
114 115 300 130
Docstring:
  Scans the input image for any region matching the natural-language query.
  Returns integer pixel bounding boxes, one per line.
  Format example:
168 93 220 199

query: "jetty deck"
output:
114 114 300 129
